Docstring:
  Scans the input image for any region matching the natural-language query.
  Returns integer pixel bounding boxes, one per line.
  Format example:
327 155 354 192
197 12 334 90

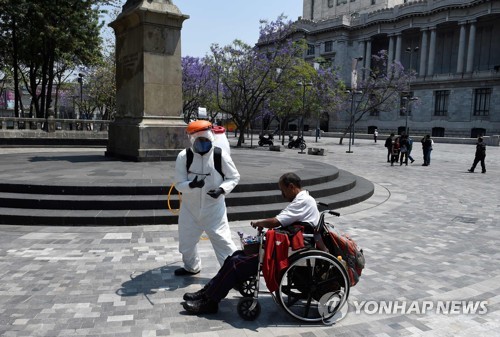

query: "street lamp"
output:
346 89 363 153
346 56 363 152
403 96 418 135
405 46 419 135
298 81 313 139
77 73 85 119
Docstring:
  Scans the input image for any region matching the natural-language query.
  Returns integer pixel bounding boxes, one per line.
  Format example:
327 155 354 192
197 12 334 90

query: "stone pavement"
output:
1 135 499 336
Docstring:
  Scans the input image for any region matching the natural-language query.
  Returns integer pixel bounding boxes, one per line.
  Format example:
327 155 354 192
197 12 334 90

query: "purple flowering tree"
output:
337 50 415 144
181 56 217 122
206 15 305 147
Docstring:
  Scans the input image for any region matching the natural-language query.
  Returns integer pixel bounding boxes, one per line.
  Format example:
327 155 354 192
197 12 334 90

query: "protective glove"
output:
188 176 205 188
207 187 224 199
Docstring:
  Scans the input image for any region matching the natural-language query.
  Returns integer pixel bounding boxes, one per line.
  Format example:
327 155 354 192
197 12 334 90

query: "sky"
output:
106 0 303 58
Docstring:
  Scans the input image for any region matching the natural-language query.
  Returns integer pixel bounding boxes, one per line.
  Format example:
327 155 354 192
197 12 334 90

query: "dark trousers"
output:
470 155 486 172
205 250 258 303
400 152 408 165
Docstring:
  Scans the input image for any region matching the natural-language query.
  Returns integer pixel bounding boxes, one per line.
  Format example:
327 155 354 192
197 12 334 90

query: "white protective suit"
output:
174 130 240 272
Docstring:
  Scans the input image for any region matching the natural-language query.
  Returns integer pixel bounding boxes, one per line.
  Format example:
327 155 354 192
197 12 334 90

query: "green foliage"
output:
0 0 119 119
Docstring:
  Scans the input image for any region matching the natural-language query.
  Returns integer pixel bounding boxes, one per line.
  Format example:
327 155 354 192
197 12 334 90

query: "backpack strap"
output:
186 147 194 173
185 146 224 180
214 147 225 180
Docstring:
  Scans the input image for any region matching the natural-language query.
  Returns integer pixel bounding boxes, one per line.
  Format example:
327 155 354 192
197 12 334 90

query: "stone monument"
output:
106 0 189 161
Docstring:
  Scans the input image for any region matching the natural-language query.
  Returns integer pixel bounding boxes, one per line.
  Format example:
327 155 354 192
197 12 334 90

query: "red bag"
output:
318 223 365 286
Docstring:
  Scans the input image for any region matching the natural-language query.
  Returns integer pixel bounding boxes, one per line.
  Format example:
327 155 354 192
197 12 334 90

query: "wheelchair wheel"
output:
238 276 257 297
299 142 306 151
277 250 349 322
237 297 261 321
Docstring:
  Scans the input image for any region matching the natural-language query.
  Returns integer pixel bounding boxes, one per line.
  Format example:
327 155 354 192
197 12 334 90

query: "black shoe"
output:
411 160 415 163
468 169 474 173
183 298 218 314
174 267 200 276
482 170 486 174
183 285 208 301
422 164 428 166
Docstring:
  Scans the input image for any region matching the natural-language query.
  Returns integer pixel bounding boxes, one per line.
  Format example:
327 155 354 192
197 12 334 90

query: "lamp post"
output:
77 73 85 119
346 89 363 153
298 81 313 139
346 56 363 152
405 46 419 135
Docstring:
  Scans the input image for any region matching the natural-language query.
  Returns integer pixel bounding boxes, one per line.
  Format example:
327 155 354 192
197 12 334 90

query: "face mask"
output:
193 138 212 154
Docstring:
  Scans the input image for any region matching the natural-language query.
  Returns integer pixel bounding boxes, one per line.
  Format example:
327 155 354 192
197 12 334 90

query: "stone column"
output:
466 20 477 73
364 39 372 72
395 33 402 63
106 0 190 161
419 28 428 76
427 27 437 76
456 22 466 73
387 34 394 72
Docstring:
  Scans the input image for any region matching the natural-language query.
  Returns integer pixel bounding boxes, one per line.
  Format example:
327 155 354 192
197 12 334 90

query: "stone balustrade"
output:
0 117 110 132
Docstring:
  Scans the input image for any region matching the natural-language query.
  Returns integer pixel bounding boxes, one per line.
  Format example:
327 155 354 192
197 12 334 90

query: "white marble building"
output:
295 0 500 137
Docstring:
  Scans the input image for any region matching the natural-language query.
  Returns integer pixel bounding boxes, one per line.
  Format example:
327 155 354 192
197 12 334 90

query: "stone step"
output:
0 171 355 210
0 171 373 226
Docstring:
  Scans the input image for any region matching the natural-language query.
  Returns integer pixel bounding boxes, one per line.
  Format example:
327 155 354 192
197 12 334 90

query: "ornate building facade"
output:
296 0 500 137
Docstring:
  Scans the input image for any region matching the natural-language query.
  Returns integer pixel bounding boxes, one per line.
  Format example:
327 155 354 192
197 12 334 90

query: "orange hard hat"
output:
186 120 212 135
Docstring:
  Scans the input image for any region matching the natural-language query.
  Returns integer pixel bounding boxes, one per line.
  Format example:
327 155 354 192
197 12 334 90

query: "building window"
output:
307 44 315 56
369 94 379 116
328 0 334 7
434 90 449 116
324 41 333 53
371 0 376 4
432 127 445 137
473 88 491 116
337 0 347 5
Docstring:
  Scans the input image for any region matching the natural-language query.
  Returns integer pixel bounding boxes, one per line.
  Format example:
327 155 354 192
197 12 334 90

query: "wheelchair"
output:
236 205 350 323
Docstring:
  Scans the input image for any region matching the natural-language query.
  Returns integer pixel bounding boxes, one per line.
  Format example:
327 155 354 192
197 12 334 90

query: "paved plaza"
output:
1 135 499 336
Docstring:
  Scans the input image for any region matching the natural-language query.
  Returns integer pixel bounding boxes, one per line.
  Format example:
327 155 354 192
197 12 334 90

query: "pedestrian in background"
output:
421 134 433 166
391 136 400 166
373 129 378 143
399 135 409 166
407 135 415 164
468 137 486 173
385 133 395 163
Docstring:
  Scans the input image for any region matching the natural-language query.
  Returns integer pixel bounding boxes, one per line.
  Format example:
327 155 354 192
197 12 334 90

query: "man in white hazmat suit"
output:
174 120 240 276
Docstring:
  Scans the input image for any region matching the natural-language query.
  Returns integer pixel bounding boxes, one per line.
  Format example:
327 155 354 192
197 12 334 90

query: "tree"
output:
181 56 216 123
82 51 117 121
267 58 345 144
207 16 305 147
337 50 414 144
0 0 118 122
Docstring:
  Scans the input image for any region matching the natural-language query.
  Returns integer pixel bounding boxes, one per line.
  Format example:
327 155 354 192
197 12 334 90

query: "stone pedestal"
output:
106 0 190 161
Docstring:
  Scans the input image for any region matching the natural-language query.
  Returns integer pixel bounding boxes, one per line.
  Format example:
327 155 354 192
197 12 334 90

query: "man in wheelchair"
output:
182 172 320 315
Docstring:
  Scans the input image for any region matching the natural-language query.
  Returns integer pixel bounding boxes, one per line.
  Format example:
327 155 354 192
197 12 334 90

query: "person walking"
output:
391 136 400 166
174 120 240 276
468 137 486 173
373 129 378 143
181 172 320 315
385 133 395 163
421 134 433 166
399 135 409 166
407 135 415 164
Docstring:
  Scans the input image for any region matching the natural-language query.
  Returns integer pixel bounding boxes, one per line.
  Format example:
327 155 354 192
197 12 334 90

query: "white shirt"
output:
276 190 320 227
